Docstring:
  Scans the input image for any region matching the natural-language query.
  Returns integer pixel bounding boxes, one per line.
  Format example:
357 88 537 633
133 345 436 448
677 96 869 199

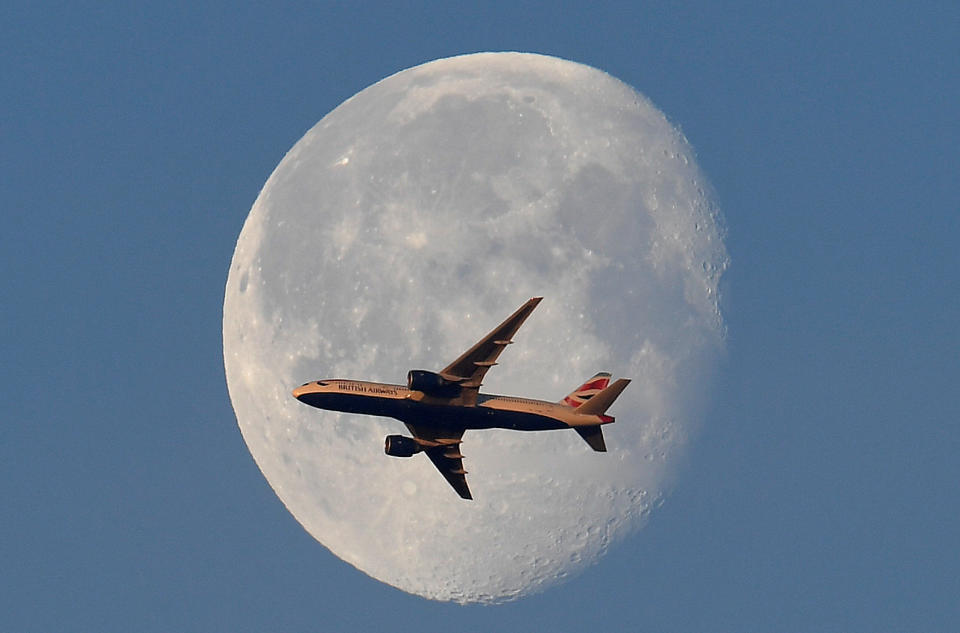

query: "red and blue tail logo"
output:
560 372 611 408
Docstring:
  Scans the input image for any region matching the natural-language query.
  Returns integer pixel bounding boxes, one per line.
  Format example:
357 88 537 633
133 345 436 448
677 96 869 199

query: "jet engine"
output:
384 434 423 457
407 370 461 397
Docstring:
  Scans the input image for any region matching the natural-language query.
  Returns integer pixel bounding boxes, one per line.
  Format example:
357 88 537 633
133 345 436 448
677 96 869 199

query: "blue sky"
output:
3 2 957 631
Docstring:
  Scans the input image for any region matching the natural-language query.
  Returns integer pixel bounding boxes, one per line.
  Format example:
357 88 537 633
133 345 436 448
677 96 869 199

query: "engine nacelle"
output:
407 369 461 397
384 434 422 458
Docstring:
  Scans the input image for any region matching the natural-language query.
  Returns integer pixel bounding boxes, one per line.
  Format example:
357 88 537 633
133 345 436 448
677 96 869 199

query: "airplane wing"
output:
404 423 471 500
439 297 542 404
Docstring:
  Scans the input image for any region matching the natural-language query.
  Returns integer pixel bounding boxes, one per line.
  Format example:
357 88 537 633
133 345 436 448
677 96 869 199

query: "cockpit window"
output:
316 381 328 386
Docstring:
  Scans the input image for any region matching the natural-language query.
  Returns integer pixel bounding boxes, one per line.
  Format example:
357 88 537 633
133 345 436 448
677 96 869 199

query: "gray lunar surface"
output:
223 52 727 603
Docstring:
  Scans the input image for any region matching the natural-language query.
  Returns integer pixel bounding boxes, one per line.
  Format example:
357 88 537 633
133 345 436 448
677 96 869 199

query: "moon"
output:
223 52 727 603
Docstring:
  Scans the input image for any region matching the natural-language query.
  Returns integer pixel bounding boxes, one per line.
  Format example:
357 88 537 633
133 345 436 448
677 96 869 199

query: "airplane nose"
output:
292 384 310 400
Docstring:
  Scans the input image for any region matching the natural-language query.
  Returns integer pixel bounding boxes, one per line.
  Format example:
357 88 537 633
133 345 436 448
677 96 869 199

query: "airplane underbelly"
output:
474 409 566 431
312 393 410 418
397 403 566 432
309 393 565 432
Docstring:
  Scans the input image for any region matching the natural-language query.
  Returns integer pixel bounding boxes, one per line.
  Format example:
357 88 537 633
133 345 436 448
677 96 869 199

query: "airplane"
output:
292 297 630 500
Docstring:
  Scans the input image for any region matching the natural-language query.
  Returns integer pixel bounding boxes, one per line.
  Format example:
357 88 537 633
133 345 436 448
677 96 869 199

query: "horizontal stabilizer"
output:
574 425 607 452
577 378 631 416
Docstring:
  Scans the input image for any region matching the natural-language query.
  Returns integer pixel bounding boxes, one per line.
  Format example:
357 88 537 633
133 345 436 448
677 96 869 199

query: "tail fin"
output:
572 378 630 452
560 372 611 408
577 379 631 417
